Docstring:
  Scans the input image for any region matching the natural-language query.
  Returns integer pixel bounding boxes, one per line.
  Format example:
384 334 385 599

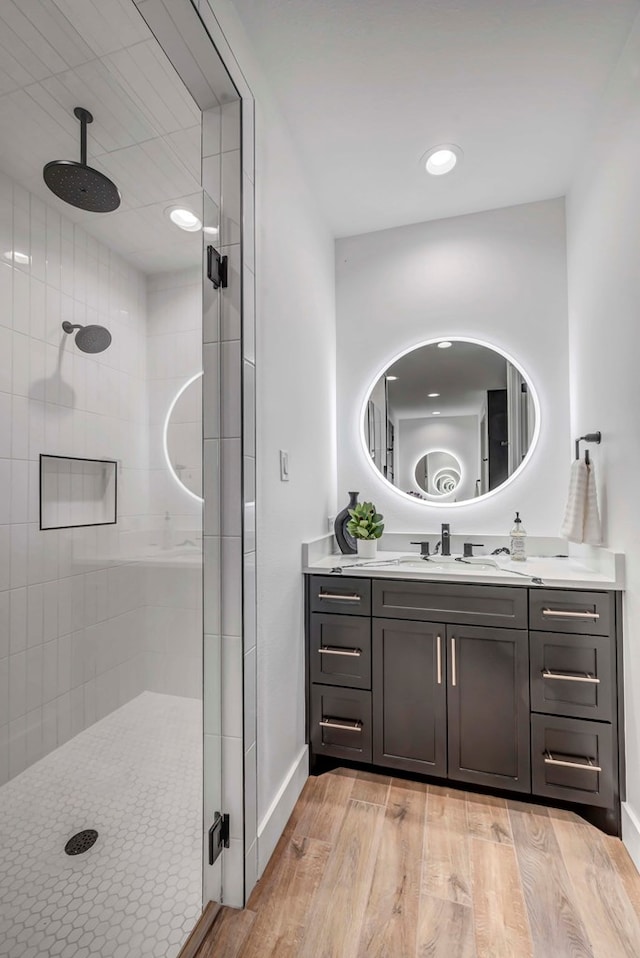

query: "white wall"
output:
0 171 149 785
397 415 478 501
565 10 640 864
336 198 571 535
199 0 337 878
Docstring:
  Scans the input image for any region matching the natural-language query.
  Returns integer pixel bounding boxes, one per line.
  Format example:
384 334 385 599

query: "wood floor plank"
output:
197 907 256 958
423 785 471 906
297 798 385 958
248 778 318 912
466 791 513 844
606 837 640 916
241 837 332 958
552 817 640 958
470 836 533 958
190 768 640 958
293 771 355 844
509 804 594 958
356 783 426 957
416 896 476 958
351 769 391 805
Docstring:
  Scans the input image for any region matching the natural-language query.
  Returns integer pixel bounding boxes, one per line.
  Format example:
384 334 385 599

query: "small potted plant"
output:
347 501 384 558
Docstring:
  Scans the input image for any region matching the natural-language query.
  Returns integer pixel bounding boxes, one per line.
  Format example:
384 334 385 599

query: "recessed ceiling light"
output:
423 145 462 176
3 250 30 265
432 411 441 416
428 392 440 398
386 375 398 381
203 226 219 235
166 206 202 232
437 341 453 349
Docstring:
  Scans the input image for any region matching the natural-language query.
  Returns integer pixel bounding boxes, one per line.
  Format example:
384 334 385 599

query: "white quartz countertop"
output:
303 551 624 590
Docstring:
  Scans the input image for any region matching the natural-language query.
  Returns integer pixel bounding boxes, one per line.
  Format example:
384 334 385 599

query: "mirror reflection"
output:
415 451 462 497
365 340 537 503
165 373 203 500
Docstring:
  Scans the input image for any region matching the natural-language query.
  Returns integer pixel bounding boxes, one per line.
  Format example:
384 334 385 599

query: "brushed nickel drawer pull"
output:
319 718 363 733
542 609 600 620
318 647 362 657
543 751 601 773
451 637 457 687
542 668 600 684
317 592 362 602
436 635 442 686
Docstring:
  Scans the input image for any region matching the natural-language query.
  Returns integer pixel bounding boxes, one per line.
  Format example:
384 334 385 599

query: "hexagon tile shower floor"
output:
0 693 201 958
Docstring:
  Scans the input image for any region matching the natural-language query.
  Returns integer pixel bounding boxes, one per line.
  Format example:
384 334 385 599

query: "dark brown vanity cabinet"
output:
306 574 623 831
372 619 447 776
446 625 531 793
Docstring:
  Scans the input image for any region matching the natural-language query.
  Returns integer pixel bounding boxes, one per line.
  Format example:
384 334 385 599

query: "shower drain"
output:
64 829 99 856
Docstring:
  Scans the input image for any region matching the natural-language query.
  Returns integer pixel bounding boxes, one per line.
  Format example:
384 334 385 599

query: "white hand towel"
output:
561 459 602 545
583 460 602 545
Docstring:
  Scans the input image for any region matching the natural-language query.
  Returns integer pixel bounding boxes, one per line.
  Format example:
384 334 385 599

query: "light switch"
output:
280 450 289 481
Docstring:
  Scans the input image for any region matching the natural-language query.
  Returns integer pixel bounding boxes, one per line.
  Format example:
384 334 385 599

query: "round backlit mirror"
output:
363 338 539 505
164 372 203 502
415 451 462 497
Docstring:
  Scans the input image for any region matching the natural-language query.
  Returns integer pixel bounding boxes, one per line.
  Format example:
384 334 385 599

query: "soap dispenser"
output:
510 512 527 562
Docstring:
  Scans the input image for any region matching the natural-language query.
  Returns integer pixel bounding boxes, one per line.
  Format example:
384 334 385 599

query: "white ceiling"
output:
231 0 640 237
386 341 508 419
0 0 206 273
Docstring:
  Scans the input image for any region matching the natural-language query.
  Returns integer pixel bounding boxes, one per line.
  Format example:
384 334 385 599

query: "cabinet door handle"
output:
542 668 600 684
317 592 361 602
543 750 601 773
436 635 442 685
451 637 457 687
319 718 362 733
542 608 599 620
318 647 362 657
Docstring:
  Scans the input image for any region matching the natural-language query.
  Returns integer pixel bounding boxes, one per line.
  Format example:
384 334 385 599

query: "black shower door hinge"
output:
207 245 228 289
208 812 230 865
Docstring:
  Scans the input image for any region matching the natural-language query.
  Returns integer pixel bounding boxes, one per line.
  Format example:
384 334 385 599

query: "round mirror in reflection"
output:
164 372 203 502
415 451 462 497
363 339 539 505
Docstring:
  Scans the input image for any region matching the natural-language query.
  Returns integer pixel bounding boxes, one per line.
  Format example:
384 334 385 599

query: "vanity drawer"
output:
310 576 371 616
531 714 614 808
372 579 527 629
529 590 612 636
310 685 372 762
310 614 371 690
530 631 614 722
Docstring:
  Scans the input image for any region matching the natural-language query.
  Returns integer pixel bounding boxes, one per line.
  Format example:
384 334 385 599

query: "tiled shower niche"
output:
40 455 117 530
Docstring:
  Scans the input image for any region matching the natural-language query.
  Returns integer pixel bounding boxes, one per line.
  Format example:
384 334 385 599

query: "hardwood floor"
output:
190 769 640 958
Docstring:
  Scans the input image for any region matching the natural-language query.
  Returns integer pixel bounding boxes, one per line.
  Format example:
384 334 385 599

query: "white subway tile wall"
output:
0 168 205 788
0 169 150 786
145 266 203 699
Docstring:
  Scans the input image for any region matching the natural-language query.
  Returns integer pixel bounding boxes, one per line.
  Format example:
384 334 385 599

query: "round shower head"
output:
43 108 121 213
43 161 121 213
62 321 112 354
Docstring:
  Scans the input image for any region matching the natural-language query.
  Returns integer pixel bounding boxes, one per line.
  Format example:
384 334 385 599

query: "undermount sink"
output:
389 555 501 574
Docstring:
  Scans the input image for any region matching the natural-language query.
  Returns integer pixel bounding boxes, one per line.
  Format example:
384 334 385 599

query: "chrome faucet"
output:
440 523 451 556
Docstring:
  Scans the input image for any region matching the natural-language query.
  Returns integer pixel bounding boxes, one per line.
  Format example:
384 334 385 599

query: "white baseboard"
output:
256 746 308 877
622 802 640 873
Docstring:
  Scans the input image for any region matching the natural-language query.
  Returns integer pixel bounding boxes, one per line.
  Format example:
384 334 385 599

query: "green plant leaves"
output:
345 498 385 540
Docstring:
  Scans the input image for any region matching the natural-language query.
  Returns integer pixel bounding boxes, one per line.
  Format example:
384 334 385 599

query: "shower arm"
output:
74 107 93 166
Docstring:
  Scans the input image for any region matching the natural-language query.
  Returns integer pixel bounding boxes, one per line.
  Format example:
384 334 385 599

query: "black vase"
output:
334 491 358 555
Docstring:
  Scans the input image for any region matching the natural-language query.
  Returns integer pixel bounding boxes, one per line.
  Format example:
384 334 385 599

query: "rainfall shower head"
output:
43 108 121 213
62 321 112 354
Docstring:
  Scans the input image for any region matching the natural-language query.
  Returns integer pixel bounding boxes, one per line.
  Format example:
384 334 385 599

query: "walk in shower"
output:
0 0 246 954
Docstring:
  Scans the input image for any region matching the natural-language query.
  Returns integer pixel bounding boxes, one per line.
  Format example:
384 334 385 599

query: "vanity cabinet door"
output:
447 625 531 793
372 618 447 777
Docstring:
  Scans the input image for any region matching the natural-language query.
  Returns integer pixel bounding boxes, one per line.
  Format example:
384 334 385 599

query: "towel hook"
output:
575 431 602 465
